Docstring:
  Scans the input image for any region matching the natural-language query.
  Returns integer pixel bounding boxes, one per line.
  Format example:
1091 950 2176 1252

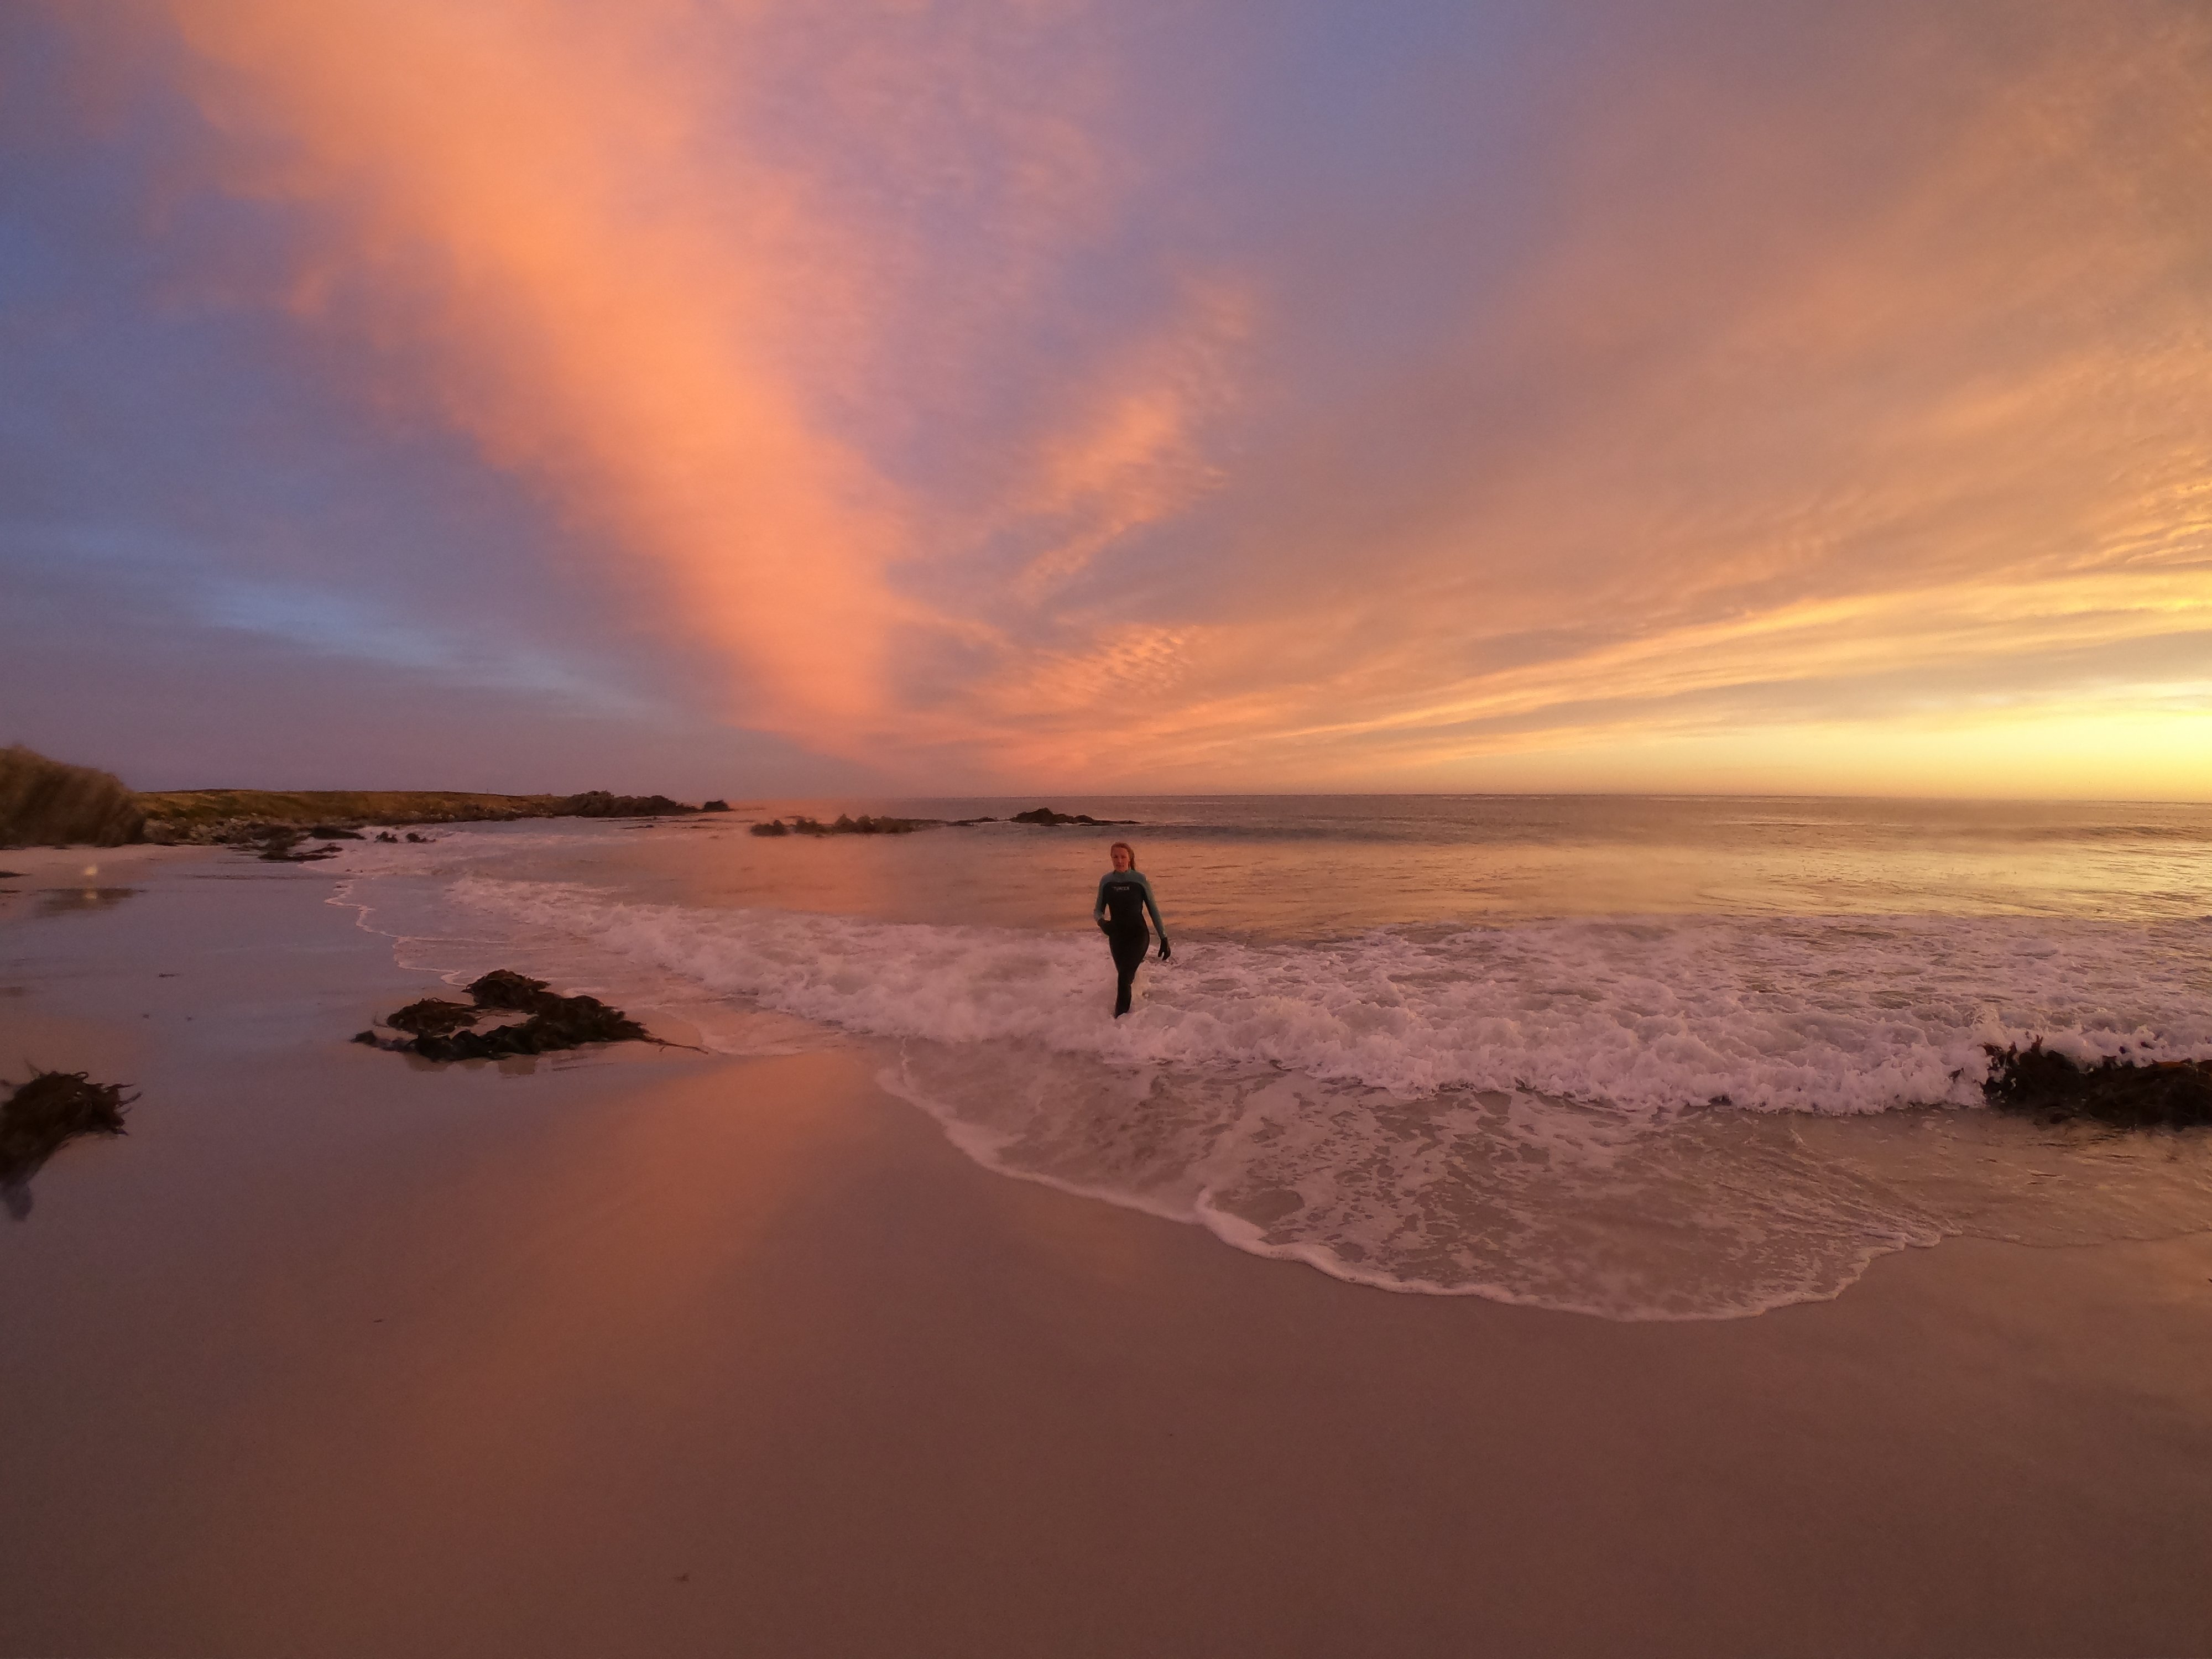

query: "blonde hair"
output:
1109 840 1137 869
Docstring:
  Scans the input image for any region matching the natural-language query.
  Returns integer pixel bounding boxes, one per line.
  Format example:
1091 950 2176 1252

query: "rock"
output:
0 746 145 848
252 827 342 862
1983 1041 2212 1128
750 813 931 837
1 1067 133 1190
555 791 698 818
701 800 732 812
1009 806 1135 827
307 825 366 839
375 832 399 843
831 813 928 834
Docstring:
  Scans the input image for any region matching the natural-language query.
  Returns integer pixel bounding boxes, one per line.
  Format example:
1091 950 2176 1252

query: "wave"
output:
336 870 2212 1320
446 876 2212 1115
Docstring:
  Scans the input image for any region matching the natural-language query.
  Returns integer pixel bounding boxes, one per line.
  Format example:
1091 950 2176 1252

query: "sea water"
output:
328 796 2212 1319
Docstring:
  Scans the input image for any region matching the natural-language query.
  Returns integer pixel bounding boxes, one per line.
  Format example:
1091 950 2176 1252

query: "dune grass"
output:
0 746 146 848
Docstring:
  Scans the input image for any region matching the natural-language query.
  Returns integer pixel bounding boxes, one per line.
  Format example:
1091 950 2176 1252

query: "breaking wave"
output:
347 874 2212 1320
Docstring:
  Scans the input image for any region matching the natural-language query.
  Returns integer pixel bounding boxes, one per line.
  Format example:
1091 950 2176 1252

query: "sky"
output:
3 0 2209 799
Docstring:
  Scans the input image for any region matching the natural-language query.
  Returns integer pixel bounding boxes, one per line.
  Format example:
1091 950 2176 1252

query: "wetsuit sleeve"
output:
1139 873 1167 942
1094 875 1111 926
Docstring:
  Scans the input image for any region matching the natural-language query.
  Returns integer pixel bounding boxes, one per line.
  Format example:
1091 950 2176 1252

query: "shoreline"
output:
3 852 2210 1655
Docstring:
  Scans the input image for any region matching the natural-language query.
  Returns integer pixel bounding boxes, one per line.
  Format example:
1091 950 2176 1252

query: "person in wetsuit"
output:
1094 839 1170 1018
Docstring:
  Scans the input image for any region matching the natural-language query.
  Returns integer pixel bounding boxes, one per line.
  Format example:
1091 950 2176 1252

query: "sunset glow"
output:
6 1 2209 796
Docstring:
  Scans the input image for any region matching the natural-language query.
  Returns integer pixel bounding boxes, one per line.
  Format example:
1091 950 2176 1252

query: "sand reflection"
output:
30 886 143 919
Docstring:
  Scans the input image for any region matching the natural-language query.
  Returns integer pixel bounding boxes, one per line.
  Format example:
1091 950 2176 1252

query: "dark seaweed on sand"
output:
1 1068 134 1188
355 969 655 1061
383 998 484 1036
1983 1041 2212 1129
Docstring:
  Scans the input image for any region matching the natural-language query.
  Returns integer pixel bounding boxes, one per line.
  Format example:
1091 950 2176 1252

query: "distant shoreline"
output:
134 787 713 844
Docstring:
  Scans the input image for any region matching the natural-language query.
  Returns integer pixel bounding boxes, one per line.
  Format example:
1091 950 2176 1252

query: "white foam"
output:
338 869 2212 1319
442 878 2212 1114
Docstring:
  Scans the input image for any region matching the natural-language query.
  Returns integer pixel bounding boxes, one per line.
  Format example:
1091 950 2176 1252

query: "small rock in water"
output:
1009 806 1137 826
749 813 933 837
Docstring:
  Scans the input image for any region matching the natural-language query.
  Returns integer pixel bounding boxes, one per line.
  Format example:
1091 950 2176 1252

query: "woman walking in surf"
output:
1094 840 1170 1018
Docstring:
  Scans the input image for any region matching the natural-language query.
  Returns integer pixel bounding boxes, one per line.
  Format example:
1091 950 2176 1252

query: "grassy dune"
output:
0 746 147 848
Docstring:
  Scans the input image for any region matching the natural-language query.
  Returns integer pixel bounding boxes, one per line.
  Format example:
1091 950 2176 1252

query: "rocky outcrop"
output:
238 825 344 862
554 791 698 818
139 787 713 844
140 789 569 844
0 747 145 848
748 808 1126 836
1010 806 1135 826
1983 1041 2212 1128
750 813 933 837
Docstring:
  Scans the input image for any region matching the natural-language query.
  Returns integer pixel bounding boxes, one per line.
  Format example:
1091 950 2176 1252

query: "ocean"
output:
329 795 2212 1320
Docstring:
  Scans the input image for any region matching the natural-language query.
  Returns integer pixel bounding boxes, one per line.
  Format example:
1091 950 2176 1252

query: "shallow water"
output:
329 795 2212 1319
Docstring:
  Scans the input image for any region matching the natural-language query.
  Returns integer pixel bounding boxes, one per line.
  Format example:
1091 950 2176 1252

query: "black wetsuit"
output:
1094 868 1168 1017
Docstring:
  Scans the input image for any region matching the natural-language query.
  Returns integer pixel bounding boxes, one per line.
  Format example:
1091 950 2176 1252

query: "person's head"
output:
1109 841 1135 872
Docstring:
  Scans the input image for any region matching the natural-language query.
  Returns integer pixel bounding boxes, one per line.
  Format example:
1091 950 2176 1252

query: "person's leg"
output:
1110 931 1146 1016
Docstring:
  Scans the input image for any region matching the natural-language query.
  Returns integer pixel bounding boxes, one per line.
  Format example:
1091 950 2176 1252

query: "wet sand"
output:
2 850 2209 1658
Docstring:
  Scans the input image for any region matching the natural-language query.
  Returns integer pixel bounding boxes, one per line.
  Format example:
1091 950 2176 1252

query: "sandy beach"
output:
3 848 2209 1658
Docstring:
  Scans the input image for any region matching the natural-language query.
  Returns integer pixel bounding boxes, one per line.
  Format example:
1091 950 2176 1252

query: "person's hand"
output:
1159 940 1172 962
1097 919 1110 934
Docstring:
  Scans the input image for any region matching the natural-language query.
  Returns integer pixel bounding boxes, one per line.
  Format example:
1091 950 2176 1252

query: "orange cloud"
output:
156 1 967 738
118 1 2212 797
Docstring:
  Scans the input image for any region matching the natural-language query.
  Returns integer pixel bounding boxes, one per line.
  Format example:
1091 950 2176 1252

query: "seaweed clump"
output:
354 970 653 1061
383 998 483 1036
1983 1041 2212 1129
1 1068 133 1194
